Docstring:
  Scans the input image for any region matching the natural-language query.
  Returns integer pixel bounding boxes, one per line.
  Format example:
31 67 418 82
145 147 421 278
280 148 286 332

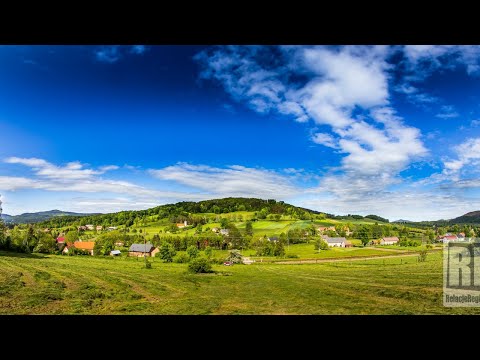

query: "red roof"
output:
443 235 458 240
57 237 65 243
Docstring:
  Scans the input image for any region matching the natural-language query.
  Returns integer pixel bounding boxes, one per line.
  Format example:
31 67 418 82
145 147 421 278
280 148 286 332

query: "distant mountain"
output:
393 219 413 223
450 211 480 224
1 210 101 224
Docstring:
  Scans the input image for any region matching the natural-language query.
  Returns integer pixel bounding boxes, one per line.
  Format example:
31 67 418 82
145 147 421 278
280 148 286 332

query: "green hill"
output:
449 211 480 224
2 210 99 224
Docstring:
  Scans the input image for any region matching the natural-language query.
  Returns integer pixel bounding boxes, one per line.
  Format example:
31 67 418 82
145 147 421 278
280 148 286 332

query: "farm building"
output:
62 241 95 255
268 236 278 242
176 220 188 228
380 236 399 245
110 250 121 256
345 241 353 248
107 226 117 231
56 236 65 244
96 226 103 231
325 237 347 247
77 225 87 231
128 243 159 257
438 235 458 243
85 224 94 230
73 241 95 255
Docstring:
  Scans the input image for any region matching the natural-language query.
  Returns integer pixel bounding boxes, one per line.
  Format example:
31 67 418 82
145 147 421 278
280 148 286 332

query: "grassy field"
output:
0 250 477 314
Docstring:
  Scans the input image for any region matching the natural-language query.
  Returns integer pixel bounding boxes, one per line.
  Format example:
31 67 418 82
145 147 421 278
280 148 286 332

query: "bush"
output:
204 246 213 258
145 260 152 269
158 242 176 263
188 257 212 273
286 253 299 258
186 245 199 259
314 239 329 251
210 256 225 265
173 253 190 263
418 249 427 262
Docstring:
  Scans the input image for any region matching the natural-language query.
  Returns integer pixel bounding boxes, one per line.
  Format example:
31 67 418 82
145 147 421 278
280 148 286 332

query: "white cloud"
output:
5 157 118 180
436 105 459 119
471 119 480 127
311 132 338 148
442 138 480 178
196 46 428 215
149 163 300 199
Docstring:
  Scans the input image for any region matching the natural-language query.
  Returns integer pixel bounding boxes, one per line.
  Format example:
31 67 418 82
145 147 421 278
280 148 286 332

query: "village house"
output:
380 236 400 245
220 228 229 236
458 232 465 238
318 226 336 233
115 241 124 247
56 236 65 244
96 225 103 231
85 224 94 230
176 220 188 228
345 240 353 248
325 237 347 247
268 236 278 242
110 250 121 256
77 225 87 231
62 241 95 255
439 235 458 243
128 243 159 257
107 226 117 231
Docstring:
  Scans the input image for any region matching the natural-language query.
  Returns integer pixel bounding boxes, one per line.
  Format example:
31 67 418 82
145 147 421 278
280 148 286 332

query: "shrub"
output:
173 253 190 263
188 257 212 273
186 245 199 259
418 249 427 262
314 239 329 251
204 246 213 258
145 260 152 269
286 253 299 258
158 242 176 263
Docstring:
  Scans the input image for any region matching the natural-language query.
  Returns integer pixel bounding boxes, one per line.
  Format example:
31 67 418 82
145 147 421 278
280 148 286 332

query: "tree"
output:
314 238 329 251
158 242 176 262
188 257 212 273
65 230 79 244
204 246 213 258
187 245 199 259
245 220 253 236
273 214 281 222
220 217 229 228
274 241 285 256
33 233 56 254
357 226 370 247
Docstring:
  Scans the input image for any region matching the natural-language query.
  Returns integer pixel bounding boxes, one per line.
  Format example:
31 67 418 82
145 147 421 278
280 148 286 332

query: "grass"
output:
0 250 476 314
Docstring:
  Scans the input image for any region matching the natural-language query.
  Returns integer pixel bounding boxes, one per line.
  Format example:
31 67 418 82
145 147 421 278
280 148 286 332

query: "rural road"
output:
271 249 442 265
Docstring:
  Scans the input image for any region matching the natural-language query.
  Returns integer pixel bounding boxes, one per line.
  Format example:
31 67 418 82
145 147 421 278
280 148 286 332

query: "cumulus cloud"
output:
196 45 427 203
436 105 459 119
442 138 480 179
149 163 300 199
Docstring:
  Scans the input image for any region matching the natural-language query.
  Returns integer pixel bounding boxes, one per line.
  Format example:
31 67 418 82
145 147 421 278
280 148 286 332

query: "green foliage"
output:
365 214 389 223
145 260 152 269
188 257 212 273
357 226 371 246
33 233 56 254
314 239 329 251
245 221 253 236
418 249 427 262
186 245 199 259
158 242 176 262
173 253 190 263
399 239 422 247
274 241 285 256
204 246 213 258
65 231 79 244
93 232 117 256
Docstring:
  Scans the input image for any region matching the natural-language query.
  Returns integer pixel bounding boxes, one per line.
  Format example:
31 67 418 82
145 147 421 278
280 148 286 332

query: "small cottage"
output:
380 236 400 245
128 243 159 257
325 237 347 247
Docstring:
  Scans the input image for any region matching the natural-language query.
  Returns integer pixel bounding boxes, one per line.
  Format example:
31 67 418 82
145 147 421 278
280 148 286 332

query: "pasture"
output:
0 250 477 314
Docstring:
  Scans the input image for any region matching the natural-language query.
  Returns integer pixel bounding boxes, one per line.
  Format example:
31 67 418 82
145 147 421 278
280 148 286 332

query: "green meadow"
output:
0 250 477 314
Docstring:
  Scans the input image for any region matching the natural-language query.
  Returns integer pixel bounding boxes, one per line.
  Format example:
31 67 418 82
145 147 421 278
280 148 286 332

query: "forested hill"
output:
2 210 98 224
37 198 322 228
449 211 480 224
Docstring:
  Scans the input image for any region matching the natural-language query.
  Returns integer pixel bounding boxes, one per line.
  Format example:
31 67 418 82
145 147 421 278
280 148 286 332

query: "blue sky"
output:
2 45 480 220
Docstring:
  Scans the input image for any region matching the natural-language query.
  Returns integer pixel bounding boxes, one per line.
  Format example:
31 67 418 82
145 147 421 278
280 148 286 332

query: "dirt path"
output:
273 250 441 265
